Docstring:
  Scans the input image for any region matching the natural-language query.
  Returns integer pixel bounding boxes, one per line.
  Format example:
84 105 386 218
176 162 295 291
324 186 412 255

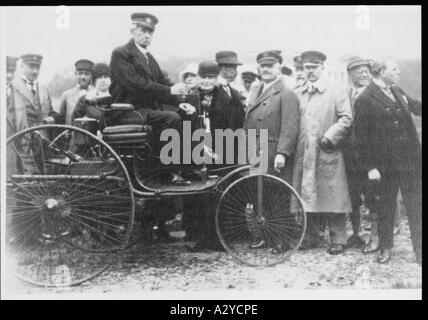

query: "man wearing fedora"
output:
9 54 62 136
244 50 300 252
109 12 191 185
291 50 353 255
343 57 372 249
59 59 94 126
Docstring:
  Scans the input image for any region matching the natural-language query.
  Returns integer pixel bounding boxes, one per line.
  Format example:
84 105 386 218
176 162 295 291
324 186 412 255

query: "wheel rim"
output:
6 125 134 287
216 174 306 267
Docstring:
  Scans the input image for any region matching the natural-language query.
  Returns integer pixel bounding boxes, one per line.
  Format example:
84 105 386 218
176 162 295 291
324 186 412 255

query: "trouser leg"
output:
399 170 422 256
304 213 322 244
328 212 347 245
348 172 363 235
376 172 399 250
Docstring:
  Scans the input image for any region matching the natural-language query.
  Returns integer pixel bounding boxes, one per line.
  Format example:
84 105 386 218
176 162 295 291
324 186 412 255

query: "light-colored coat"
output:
291 78 353 213
59 86 89 125
244 78 299 180
9 77 54 134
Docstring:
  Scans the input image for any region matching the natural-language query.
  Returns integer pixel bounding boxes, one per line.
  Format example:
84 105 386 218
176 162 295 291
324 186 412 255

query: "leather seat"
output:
102 124 152 145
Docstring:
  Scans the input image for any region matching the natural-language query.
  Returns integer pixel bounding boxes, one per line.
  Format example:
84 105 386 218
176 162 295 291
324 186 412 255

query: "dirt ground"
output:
3 217 421 297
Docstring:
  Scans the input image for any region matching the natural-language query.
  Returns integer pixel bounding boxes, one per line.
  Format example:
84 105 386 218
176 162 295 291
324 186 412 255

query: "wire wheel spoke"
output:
216 173 306 267
6 124 135 287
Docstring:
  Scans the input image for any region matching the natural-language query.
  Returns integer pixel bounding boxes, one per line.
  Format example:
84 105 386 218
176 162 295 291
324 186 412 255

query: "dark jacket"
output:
354 80 421 174
109 39 177 124
245 79 299 179
71 95 109 129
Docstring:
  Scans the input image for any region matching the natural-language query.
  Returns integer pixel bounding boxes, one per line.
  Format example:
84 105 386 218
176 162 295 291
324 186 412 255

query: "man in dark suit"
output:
109 12 191 185
244 50 300 252
354 57 421 264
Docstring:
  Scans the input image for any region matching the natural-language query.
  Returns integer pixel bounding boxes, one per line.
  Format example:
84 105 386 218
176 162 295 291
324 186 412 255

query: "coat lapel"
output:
368 81 396 110
12 77 38 110
247 79 284 114
391 86 411 114
127 40 153 79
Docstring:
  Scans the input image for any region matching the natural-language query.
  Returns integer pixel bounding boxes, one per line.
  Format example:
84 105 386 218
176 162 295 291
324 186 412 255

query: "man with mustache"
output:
244 50 300 252
343 57 372 249
9 54 62 135
291 50 353 255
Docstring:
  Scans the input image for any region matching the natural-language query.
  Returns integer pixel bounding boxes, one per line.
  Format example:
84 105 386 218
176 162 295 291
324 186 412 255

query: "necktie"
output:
29 81 36 96
384 86 396 102
222 84 231 97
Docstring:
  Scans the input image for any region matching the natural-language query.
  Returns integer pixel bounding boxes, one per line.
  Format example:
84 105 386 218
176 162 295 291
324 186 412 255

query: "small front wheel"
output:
216 174 306 267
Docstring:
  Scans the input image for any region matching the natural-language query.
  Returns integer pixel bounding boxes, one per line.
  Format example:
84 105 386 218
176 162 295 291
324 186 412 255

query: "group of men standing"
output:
5 12 421 264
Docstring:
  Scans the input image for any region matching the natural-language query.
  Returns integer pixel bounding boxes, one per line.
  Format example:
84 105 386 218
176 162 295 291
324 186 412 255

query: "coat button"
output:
395 121 399 125
258 117 262 121
386 108 390 111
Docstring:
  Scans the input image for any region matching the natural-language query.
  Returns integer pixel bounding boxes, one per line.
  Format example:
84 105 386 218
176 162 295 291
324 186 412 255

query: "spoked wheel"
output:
216 174 306 267
6 125 135 287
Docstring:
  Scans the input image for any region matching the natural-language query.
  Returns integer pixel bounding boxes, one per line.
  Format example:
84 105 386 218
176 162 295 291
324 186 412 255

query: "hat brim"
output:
217 60 242 66
198 73 218 77
347 62 370 71
133 21 155 31
258 58 280 65
302 61 323 66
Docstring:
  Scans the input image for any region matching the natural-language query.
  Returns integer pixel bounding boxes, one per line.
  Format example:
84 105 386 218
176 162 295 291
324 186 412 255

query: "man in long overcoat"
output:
291 51 353 255
244 50 300 251
7 54 62 176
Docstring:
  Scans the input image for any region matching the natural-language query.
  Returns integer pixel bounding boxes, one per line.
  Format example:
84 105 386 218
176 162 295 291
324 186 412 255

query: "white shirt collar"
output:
21 75 37 84
134 40 148 55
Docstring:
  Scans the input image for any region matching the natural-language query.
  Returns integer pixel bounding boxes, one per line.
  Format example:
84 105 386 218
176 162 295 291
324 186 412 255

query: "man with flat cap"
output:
291 50 353 255
58 59 94 126
244 50 300 252
343 57 372 249
292 55 306 90
9 54 62 136
109 12 191 185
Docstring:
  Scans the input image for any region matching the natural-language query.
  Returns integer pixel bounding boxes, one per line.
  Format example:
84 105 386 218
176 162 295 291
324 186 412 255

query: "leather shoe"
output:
346 234 364 248
377 249 392 264
169 173 191 186
249 239 266 249
362 238 380 254
328 243 345 255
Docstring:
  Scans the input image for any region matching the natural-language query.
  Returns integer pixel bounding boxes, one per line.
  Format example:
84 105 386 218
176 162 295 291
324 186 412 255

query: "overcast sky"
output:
2 5 421 82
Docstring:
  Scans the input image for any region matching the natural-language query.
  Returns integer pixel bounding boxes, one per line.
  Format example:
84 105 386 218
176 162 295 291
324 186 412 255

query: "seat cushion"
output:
102 124 152 135
103 132 151 143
